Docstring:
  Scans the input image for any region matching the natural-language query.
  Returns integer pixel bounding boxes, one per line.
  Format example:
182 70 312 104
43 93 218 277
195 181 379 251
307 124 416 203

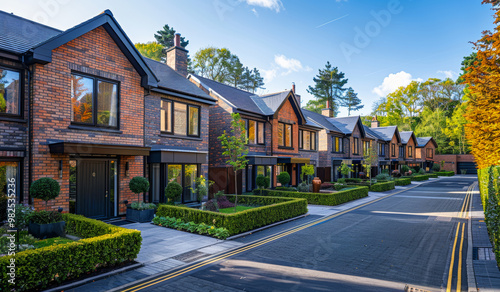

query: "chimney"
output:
166 33 188 77
322 100 333 117
371 115 380 128
292 82 301 106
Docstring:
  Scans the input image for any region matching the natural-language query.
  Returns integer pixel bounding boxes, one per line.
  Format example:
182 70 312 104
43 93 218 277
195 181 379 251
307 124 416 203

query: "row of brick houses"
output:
0 10 438 219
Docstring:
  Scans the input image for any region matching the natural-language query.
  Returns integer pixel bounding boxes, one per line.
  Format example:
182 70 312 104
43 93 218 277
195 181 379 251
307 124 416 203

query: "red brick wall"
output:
433 154 475 173
406 137 416 160
389 134 399 159
31 26 145 211
273 98 299 155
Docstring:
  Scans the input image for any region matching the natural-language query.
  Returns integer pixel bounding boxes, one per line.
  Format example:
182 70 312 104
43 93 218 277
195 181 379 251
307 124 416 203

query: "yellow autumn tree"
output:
462 0 500 169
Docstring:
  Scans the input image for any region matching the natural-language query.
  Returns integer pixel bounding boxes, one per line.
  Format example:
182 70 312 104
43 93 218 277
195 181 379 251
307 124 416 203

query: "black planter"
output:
126 208 155 223
28 221 66 239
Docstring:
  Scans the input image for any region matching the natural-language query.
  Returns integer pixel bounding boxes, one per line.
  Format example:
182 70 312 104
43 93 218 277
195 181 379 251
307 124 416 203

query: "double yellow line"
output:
446 182 476 292
121 184 422 292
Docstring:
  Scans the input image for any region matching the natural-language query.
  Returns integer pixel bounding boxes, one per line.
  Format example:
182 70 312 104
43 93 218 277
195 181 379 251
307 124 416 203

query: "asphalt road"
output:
120 177 476 292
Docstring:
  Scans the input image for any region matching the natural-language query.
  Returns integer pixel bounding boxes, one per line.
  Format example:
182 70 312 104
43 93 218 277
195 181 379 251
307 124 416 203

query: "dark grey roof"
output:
327 116 360 135
400 131 416 144
145 58 214 102
370 126 398 142
416 137 436 148
301 109 342 133
191 74 263 114
260 91 289 112
363 125 381 140
0 10 62 54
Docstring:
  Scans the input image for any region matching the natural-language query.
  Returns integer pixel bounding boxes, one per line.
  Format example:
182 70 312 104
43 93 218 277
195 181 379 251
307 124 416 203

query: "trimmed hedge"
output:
426 173 438 179
410 175 429 181
478 166 500 269
259 187 369 206
395 178 411 186
434 171 455 176
156 195 307 235
0 214 142 291
369 181 395 192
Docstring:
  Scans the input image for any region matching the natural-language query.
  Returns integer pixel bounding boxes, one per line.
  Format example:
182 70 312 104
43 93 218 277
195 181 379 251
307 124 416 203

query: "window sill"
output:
68 125 122 134
299 149 317 152
0 116 26 123
278 146 294 150
160 134 202 141
247 144 266 147
331 151 344 154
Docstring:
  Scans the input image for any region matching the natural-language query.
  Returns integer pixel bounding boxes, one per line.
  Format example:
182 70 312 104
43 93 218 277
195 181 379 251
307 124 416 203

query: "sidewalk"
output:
55 179 437 292
470 183 500 291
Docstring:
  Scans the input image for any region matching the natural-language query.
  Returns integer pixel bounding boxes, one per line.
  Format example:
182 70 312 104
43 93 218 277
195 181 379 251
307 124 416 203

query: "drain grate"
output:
172 250 209 263
404 284 432 292
473 247 496 260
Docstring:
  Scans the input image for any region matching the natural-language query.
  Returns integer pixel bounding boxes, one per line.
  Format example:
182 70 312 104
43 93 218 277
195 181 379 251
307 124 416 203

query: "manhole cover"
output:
404 285 432 292
473 247 496 260
172 250 208 263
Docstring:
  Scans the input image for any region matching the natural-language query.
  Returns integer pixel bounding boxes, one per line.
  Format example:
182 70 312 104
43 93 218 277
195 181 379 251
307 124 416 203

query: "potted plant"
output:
126 176 155 223
28 177 65 239
165 181 183 204
277 172 291 187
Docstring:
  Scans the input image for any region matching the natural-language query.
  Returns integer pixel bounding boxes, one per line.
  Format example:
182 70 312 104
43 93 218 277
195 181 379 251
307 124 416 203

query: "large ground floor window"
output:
246 165 273 191
0 160 21 203
150 163 199 204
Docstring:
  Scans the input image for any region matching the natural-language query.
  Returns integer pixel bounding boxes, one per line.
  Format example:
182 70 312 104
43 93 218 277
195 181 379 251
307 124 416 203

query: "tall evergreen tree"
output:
154 24 189 48
307 61 348 117
339 87 363 116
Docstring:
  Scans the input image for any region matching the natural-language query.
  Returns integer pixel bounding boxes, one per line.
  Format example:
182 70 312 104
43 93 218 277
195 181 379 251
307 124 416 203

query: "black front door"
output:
77 160 109 219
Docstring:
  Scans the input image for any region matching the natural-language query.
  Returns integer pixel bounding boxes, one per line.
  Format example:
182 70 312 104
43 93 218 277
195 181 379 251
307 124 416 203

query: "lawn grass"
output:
219 205 255 214
33 237 74 249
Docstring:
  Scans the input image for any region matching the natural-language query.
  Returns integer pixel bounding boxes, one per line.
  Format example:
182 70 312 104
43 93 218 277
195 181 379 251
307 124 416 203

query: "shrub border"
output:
256 186 369 206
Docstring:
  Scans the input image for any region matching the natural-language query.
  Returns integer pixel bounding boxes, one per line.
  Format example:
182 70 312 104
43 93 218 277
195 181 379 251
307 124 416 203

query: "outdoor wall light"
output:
125 162 129 177
59 160 63 178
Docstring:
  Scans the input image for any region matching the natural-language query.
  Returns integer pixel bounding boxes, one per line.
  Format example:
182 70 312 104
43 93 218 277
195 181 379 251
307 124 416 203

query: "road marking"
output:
457 222 465 292
447 223 462 292
120 184 428 292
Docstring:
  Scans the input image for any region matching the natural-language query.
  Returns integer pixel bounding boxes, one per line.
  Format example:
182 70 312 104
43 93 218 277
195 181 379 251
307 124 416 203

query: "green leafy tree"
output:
307 61 348 117
301 164 315 185
363 141 378 185
339 87 363 116
414 107 448 153
340 162 353 178
134 42 163 61
443 101 469 154
304 99 325 114
218 113 249 211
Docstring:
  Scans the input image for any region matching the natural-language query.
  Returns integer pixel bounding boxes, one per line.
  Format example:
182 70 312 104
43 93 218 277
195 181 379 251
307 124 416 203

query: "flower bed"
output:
256 186 368 206
0 214 142 291
155 195 307 236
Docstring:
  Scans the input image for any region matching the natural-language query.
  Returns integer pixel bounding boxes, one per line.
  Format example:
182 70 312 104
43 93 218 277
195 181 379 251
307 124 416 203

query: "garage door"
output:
457 162 477 175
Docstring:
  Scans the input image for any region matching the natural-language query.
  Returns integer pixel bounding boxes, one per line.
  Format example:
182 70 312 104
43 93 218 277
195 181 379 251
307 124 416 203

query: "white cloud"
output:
437 70 457 79
261 68 278 83
260 54 310 84
251 8 259 17
274 54 303 73
245 0 283 12
372 71 423 97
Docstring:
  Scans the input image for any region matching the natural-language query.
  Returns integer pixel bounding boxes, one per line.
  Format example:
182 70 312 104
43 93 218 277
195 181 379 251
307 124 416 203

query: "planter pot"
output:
312 177 322 193
28 221 66 239
126 208 155 223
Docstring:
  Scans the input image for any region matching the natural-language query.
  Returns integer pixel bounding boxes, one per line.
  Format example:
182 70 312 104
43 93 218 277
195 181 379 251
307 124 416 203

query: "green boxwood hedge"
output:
0 214 142 291
156 195 307 235
410 175 429 181
426 173 438 179
434 171 455 176
369 181 395 192
395 178 411 186
478 166 500 269
258 186 368 206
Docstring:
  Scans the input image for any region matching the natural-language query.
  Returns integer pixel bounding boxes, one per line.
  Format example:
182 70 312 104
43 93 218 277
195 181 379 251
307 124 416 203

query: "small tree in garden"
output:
277 172 291 186
432 163 440 172
301 164 315 185
30 177 60 211
218 113 249 212
256 175 270 195
129 176 150 204
193 175 209 202
165 181 183 204
340 162 353 178
363 141 378 185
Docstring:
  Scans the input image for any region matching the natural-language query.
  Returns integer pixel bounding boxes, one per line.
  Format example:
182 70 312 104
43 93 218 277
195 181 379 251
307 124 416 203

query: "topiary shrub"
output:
129 176 150 203
165 181 183 203
30 177 60 210
375 173 391 181
432 163 441 172
414 165 421 173
277 172 291 186
418 168 425 175
401 165 410 173
256 175 270 195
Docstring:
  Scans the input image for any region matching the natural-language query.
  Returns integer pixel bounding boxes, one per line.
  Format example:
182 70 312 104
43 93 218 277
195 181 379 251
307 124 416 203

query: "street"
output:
119 177 476 292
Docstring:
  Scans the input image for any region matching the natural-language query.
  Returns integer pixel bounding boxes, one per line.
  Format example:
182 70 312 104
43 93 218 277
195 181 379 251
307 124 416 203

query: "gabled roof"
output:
363 125 381 140
400 131 417 145
370 126 400 142
416 137 438 148
11 9 158 87
145 58 215 105
0 11 62 55
327 116 366 137
301 109 340 132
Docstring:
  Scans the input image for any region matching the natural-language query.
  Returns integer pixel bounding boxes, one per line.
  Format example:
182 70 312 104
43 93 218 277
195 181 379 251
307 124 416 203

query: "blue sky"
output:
2 0 494 116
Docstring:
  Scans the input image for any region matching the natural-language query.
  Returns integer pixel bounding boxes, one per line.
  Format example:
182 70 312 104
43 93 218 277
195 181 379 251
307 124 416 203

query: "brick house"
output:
368 117 403 174
143 36 216 205
399 131 419 170
188 75 321 193
415 137 438 171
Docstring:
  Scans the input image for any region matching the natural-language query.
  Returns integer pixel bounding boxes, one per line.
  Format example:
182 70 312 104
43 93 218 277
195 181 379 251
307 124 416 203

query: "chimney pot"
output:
292 82 295 93
371 115 380 128
166 33 188 77
174 33 181 47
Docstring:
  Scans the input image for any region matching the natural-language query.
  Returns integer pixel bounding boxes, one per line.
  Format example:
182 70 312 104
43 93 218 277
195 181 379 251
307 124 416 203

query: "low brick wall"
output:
433 154 475 173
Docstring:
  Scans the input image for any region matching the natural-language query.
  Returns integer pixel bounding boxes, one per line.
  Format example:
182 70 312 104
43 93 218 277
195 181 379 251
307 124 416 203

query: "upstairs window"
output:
399 146 405 158
0 68 21 116
353 138 359 155
379 143 385 156
408 146 413 157
71 73 118 128
299 130 316 150
278 122 292 148
391 143 396 157
332 136 343 153
244 119 265 145
161 99 200 137
426 148 433 159
363 141 370 154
